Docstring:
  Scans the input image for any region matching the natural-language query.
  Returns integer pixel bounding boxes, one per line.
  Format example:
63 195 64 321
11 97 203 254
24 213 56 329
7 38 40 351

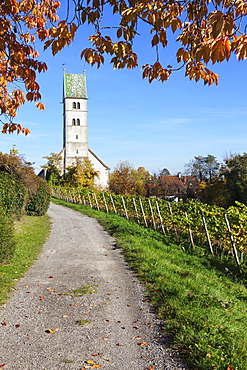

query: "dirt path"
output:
0 202 190 370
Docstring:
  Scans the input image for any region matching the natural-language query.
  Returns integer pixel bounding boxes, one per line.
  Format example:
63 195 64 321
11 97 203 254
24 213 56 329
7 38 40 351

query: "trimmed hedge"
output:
0 172 27 219
0 207 15 263
26 179 51 216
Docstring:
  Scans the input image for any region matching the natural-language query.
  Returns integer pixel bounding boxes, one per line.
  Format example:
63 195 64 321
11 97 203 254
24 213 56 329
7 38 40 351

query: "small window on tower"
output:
76 135 78 139
77 102 80 109
72 118 76 125
77 119 80 126
73 102 76 109
76 149 79 154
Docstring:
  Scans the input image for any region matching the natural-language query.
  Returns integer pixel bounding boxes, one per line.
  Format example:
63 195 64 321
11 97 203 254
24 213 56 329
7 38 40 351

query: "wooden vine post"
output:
200 209 214 256
93 192 100 211
133 197 140 224
224 214 241 268
155 200 166 235
110 194 117 213
185 211 195 249
139 198 148 228
121 196 129 220
102 193 109 213
87 192 92 208
168 202 179 241
148 198 156 230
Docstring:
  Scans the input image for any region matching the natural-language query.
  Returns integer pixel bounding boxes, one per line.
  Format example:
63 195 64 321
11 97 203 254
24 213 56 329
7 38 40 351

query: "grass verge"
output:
0 214 51 306
52 197 247 370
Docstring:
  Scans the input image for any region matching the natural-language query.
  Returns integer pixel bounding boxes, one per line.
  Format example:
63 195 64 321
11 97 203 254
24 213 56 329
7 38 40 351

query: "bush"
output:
0 172 27 219
26 179 51 216
0 208 15 264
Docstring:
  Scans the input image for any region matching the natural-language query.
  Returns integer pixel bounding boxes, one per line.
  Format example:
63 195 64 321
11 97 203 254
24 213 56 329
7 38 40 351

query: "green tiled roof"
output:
64 73 87 98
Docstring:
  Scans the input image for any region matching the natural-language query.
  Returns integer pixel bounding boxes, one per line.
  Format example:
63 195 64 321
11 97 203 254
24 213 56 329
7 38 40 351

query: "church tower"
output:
63 72 88 170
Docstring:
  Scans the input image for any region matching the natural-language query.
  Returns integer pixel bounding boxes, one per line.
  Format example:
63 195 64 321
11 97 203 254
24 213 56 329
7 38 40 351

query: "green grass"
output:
52 197 247 370
0 214 51 306
76 319 92 325
64 285 97 297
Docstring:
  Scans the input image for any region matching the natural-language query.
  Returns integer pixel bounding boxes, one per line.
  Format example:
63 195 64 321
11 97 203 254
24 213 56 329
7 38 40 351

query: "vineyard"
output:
52 186 247 269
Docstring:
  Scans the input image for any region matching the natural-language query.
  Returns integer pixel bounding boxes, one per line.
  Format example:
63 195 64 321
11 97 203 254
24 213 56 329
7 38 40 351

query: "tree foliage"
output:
0 151 51 216
42 152 62 185
109 161 151 196
198 153 247 207
63 157 99 188
184 154 220 181
2 0 247 132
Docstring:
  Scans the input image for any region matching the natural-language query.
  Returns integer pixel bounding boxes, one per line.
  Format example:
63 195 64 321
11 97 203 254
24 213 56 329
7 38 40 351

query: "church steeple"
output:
63 72 88 171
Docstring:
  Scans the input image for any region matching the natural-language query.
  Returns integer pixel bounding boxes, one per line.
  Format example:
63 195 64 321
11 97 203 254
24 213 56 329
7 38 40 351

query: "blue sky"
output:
1 7 247 175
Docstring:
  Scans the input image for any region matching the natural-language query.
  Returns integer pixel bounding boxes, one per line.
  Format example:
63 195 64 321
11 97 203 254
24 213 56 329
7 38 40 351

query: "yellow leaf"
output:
45 328 59 333
86 360 95 364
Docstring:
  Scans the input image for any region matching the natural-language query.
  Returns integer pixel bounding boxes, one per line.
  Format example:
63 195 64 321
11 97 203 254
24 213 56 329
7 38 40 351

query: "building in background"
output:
56 72 109 189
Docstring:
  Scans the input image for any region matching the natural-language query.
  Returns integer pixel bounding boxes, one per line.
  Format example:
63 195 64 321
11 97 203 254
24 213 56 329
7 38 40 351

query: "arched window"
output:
73 102 76 109
77 102 80 109
77 119 80 126
76 149 79 154
72 118 76 125
76 135 78 139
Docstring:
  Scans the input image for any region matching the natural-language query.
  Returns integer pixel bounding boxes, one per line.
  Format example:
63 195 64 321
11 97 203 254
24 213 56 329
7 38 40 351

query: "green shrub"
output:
0 172 27 219
26 179 51 216
0 207 15 264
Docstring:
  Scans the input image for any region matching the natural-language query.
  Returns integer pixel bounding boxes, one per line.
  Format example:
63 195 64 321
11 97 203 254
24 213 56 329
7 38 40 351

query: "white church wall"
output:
88 150 109 190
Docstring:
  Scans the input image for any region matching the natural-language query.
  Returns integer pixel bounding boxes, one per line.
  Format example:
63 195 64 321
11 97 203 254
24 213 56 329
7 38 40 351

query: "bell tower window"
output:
77 102 80 109
76 135 78 139
77 119 80 126
72 118 76 125
73 102 76 109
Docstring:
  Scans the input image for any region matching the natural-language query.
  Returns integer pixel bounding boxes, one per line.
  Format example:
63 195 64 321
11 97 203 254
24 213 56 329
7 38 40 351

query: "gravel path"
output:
0 202 190 370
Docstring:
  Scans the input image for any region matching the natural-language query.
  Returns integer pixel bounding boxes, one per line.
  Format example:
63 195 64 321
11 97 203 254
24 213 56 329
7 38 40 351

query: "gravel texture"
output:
0 202 191 370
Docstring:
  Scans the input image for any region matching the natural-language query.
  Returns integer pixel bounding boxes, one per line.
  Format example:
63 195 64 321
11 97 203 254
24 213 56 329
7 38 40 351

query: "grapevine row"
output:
52 186 247 267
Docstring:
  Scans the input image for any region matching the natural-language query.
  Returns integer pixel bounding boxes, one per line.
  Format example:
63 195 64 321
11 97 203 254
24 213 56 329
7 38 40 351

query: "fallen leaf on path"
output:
91 353 102 356
37 312 42 314
45 328 59 333
15 324 21 328
103 338 109 341
0 365 6 367
86 361 95 364
116 343 122 346
39 296 44 299
139 342 147 346
133 326 140 329
147 366 156 369
106 319 113 322
62 315 69 318
48 276 54 278
131 336 142 340
70 304 77 306
1 322 7 326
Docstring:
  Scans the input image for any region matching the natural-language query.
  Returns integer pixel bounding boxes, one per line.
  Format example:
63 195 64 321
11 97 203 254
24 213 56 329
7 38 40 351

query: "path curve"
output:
0 203 190 370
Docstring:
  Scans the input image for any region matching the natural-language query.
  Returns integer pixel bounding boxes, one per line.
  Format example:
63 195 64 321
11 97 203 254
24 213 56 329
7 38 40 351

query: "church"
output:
41 72 110 189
